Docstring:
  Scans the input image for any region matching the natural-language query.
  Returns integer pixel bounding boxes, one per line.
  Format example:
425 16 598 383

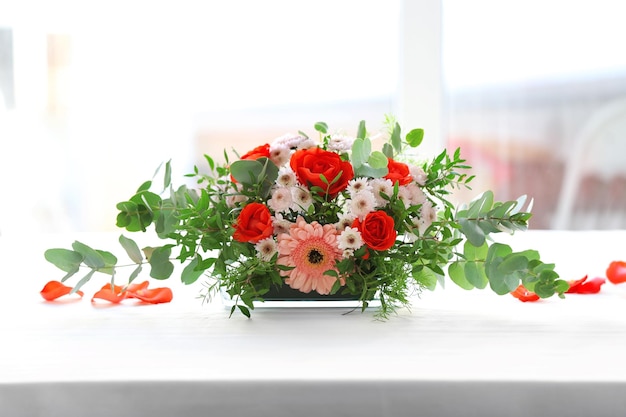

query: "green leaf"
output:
44 248 83 273
497 254 528 275
368 151 388 169
448 261 474 290
390 122 402 152
351 137 371 168
314 121 328 134
406 128 424 147
458 218 486 247
463 241 488 261
147 246 174 280
119 235 143 264
72 241 106 269
181 256 205 285
382 142 394 158
467 190 494 218
412 266 440 291
71 269 96 295
163 159 172 190
464 261 488 289
356 120 367 139
237 304 251 318
127 264 143 284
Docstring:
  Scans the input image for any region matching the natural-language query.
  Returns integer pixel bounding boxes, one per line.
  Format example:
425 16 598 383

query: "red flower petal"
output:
129 287 173 304
91 284 127 304
40 281 84 301
606 261 626 284
510 285 540 302
566 275 606 294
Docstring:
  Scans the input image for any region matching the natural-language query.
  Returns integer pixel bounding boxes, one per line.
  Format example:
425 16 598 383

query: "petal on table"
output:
40 281 84 301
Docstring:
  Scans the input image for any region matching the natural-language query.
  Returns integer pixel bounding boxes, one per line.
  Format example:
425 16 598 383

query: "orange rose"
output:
384 158 412 186
352 210 397 251
290 147 354 198
233 203 273 243
241 143 271 161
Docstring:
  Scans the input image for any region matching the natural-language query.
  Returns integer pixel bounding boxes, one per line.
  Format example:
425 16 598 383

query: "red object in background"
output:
606 261 626 284
510 285 540 302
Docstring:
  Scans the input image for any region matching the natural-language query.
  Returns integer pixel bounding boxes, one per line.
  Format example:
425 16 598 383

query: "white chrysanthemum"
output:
342 248 354 259
226 193 247 208
348 190 376 219
397 186 413 208
417 200 437 234
268 187 293 212
346 177 372 197
410 165 428 186
291 186 313 211
276 167 297 187
370 178 394 207
255 237 278 262
335 213 355 231
338 227 363 251
272 133 309 149
272 213 293 236
296 138 317 149
327 134 355 152
269 144 290 167
406 183 427 206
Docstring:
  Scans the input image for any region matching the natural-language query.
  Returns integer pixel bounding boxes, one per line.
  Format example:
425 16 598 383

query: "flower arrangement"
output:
44 117 572 318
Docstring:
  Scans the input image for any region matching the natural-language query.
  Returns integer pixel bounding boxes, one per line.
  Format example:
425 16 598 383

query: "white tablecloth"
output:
1 230 625 416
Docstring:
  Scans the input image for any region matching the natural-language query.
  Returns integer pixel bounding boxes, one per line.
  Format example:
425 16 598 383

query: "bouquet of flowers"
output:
44 117 568 318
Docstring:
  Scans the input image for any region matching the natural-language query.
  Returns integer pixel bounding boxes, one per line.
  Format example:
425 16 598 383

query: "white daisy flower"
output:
272 213 293 236
268 187 293 212
327 134 355 152
255 238 278 262
342 248 355 259
410 165 428 186
226 193 247 208
272 133 309 149
335 213 356 231
397 186 413 208
269 144 290 167
338 227 363 251
348 190 376 219
346 177 372 197
276 167 297 187
370 178 394 207
406 183 427 206
291 186 313 211
417 200 437 234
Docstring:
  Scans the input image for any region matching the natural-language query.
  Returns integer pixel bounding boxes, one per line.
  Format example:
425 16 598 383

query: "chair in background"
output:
553 97 626 230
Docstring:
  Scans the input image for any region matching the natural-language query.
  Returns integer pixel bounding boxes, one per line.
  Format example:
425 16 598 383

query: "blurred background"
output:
1 0 625 235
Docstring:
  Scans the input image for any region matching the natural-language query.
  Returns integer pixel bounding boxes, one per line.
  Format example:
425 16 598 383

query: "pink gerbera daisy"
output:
276 217 344 295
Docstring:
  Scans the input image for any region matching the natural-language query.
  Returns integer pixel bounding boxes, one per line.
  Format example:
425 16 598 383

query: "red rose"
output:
233 202 273 243
290 147 354 198
352 210 397 251
384 158 412 186
241 143 270 161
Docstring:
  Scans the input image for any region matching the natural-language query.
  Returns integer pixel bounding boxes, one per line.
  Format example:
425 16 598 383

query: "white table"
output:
1 230 626 416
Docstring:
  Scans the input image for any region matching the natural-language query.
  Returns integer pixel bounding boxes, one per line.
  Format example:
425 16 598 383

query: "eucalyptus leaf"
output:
72 241 105 269
181 256 205 285
44 248 83 273
148 246 174 280
368 151 388 169
119 235 143 264
448 261 474 290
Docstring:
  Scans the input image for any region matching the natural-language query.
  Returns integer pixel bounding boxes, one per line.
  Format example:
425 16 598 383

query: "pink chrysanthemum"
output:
277 217 344 295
